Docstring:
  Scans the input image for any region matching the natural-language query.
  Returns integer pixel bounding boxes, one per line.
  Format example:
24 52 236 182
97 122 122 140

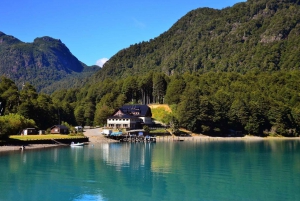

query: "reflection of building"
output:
101 143 131 170
107 105 153 129
100 142 155 171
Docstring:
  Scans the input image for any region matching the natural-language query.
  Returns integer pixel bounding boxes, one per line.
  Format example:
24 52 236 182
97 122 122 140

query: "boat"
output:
70 142 85 147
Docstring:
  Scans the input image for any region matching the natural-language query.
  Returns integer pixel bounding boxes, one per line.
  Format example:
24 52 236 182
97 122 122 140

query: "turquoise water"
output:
1 140 300 201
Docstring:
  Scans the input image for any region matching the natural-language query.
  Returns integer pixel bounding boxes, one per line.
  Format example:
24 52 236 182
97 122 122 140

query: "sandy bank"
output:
156 135 300 142
85 128 300 143
83 128 118 144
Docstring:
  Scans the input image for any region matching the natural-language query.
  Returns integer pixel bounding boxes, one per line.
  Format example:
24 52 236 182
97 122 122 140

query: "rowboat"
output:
70 142 85 147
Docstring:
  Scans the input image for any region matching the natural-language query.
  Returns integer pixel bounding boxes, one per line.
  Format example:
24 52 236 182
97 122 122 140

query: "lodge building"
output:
107 105 153 129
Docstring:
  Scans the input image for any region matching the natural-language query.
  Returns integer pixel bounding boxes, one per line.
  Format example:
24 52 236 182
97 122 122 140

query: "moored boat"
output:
70 142 85 147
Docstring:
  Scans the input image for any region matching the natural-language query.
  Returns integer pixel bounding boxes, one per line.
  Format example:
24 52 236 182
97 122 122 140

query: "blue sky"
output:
1 0 245 67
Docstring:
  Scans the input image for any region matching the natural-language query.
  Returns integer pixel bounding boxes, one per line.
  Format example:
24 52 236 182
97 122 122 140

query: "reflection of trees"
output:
2 141 300 200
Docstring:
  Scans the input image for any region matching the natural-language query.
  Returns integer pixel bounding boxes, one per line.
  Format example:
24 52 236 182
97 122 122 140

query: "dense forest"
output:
92 0 300 82
1 70 299 137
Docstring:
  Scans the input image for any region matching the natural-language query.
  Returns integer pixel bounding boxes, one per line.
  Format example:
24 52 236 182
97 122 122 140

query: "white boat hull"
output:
70 142 85 147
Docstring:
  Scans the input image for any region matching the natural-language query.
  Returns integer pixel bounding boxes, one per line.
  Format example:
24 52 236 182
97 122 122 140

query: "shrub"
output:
0 113 36 136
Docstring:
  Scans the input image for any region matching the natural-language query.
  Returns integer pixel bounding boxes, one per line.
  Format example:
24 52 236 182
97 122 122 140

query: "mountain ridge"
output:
1 0 300 92
92 0 300 82
0 32 99 92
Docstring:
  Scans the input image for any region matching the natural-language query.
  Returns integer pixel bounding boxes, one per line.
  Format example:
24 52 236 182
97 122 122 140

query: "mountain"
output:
0 32 99 92
93 0 300 81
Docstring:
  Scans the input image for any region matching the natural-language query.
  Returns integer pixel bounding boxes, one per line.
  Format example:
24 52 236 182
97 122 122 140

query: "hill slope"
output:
0 32 99 92
93 0 300 81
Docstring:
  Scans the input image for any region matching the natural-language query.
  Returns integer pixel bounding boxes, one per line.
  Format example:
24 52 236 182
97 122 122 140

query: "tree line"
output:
1 70 300 137
0 76 62 137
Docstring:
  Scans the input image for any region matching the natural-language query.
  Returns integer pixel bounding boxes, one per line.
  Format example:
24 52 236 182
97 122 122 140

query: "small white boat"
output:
70 142 85 147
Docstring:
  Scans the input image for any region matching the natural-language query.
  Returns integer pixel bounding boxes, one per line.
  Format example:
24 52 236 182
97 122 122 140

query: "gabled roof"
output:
119 105 152 117
109 109 136 119
109 105 152 119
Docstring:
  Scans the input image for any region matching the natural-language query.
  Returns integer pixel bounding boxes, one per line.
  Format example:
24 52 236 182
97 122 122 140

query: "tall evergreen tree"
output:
176 85 201 132
152 73 167 104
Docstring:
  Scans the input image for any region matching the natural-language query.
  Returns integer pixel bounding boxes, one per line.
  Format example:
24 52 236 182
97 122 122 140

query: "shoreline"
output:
156 135 300 142
0 144 67 154
1 129 300 153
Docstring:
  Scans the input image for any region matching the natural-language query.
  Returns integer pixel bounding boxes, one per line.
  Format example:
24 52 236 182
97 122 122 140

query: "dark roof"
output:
120 105 151 117
109 113 136 119
109 105 152 119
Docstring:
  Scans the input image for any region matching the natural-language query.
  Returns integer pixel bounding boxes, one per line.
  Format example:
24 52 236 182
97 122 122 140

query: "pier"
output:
119 135 156 142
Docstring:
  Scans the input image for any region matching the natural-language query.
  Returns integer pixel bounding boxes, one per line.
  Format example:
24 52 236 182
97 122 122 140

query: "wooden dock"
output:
107 135 156 143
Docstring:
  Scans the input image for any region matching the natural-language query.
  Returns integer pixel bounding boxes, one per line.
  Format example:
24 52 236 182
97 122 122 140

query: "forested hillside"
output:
1 0 300 137
0 32 99 92
93 0 300 81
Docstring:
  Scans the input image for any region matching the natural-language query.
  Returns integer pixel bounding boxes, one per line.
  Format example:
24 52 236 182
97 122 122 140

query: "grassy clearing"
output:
148 104 172 123
10 134 86 141
150 129 169 133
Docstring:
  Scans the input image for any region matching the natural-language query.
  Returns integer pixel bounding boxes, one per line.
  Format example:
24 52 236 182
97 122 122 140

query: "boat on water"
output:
70 142 85 147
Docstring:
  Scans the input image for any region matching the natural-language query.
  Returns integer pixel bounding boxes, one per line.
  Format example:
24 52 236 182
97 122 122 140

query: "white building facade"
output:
106 105 153 129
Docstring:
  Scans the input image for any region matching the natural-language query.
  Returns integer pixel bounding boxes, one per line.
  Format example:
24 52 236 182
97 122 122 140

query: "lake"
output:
1 140 300 201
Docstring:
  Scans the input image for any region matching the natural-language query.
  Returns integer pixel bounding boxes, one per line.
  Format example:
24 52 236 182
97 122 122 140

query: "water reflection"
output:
0 140 300 201
102 143 131 169
99 143 156 171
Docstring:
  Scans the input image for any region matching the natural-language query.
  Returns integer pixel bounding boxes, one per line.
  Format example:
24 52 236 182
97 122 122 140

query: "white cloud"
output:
96 58 109 67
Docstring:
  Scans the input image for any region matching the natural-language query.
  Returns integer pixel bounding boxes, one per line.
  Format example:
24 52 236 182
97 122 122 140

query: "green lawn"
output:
10 134 86 141
150 129 169 133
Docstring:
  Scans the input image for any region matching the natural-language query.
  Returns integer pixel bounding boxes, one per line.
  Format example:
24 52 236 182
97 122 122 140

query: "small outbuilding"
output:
39 130 46 135
75 126 83 132
50 125 69 134
21 128 38 135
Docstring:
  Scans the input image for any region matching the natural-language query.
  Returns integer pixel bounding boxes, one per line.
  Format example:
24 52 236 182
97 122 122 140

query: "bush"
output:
0 113 36 136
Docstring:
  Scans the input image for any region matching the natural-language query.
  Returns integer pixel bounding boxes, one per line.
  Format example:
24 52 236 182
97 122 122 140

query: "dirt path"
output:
83 128 118 143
